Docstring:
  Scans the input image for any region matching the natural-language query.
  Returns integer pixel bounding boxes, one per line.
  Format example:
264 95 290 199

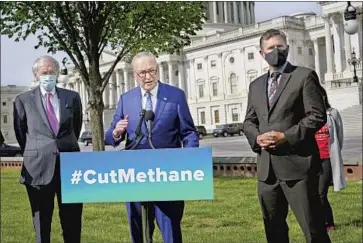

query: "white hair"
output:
131 51 158 69
32 55 60 77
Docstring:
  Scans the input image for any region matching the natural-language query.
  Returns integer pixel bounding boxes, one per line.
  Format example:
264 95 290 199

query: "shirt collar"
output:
141 82 159 98
40 85 56 97
269 61 288 78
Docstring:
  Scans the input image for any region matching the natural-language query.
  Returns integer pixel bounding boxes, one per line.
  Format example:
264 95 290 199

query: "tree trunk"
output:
88 76 105 151
89 99 105 151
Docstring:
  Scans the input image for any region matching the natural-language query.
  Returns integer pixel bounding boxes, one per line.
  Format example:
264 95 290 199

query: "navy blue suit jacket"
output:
105 82 199 149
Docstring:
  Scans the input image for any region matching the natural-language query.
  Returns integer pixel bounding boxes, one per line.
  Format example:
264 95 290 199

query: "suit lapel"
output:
31 87 54 136
268 72 292 115
56 87 67 136
260 74 269 115
153 82 167 130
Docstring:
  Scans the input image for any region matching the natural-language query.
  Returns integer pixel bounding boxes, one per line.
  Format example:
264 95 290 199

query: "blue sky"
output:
1 2 321 86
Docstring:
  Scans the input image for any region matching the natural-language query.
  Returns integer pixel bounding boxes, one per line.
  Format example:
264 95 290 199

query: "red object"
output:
315 124 330 159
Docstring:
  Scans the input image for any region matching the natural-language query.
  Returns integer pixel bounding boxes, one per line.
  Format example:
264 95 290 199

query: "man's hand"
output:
257 131 286 149
112 115 129 138
257 133 274 149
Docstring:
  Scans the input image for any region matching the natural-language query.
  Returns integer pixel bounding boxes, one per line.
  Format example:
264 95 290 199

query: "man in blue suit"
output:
105 51 199 243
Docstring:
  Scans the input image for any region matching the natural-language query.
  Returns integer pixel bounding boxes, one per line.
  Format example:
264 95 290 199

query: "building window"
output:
248 52 254 60
212 82 218 96
198 84 204 98
3 115 7 124
200 111 206 124
232 108 239 122
309 48 313 56
197 63 202 70
229 73 237 94
2 102 6 106
298 47 302 55
214 110 220 123
229 57 235 64
211 60 216 68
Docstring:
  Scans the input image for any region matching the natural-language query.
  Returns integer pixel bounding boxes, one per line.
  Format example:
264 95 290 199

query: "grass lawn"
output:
1 169 362 243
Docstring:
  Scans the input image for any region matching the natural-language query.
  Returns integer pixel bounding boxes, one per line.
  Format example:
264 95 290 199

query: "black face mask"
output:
264 48 289 67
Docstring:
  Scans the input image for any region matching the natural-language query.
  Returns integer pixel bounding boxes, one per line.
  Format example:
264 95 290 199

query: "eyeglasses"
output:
135 69 157 78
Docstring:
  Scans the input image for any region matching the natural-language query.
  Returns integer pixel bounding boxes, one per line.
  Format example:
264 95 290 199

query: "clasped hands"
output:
257 131 286 150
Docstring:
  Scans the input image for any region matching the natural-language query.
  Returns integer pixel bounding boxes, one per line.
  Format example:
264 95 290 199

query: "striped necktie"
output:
268 72 280 106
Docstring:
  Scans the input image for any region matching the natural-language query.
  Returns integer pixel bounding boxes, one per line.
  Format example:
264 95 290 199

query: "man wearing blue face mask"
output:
13 55 84 243
243 29 331 243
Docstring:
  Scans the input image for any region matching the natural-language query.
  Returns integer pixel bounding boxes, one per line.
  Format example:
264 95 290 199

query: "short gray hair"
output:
131 52 158 70
32 55 60 77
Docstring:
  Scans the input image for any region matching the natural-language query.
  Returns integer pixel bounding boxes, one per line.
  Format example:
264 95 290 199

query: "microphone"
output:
144 110 155 149
120 109 146 151
135 109 146 138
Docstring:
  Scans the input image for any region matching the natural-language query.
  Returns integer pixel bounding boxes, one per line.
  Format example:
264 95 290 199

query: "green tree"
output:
1 1 205 151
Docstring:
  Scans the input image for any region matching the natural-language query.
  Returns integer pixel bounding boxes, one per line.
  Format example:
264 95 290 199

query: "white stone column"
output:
178 61 185 91
223 2 228 24
168 61 174 86
109 72 117 108
240 2 245 25
79 81 83 107
332 14 343 73
233 2 238 24
123 69 129 92
159 62 165 82
189 59 196 100
218 53 226 97
251 2 255 23
203 56 210 98
212 2 218 23
82 82 87 111
313 39 322 82
118 69 124 94
344 32 352 72
246 2 251 25
75 79 80 94
324 17 334 75
115 69 121 96
357 15 363 59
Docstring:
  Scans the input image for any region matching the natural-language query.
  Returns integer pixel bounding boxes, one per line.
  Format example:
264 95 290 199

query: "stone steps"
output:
339 105 362 136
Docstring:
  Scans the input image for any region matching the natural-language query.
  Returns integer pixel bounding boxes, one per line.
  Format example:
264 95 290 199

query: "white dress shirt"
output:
40 86 60 123
140 82 158 112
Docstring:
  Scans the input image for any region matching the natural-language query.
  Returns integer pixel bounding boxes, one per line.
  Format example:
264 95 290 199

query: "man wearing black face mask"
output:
243 29 331 243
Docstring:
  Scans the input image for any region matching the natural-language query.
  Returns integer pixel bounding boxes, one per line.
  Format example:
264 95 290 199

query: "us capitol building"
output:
22 1 363 136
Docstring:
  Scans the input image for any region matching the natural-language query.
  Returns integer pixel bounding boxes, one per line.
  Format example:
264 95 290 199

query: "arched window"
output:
247 70 258 84
229 73 237 94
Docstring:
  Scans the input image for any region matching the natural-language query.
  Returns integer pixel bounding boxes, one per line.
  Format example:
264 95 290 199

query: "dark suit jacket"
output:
105 81 199 149
243 63 327 181
13 86 83 186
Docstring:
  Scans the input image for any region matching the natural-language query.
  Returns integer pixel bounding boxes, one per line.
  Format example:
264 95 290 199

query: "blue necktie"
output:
145 92 153 111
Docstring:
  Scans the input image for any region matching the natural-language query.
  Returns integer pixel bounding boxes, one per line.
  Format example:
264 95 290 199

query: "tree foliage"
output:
1 1 206 151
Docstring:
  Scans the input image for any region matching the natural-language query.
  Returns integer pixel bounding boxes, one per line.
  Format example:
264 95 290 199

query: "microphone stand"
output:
119 110 146 151
141 110 155 243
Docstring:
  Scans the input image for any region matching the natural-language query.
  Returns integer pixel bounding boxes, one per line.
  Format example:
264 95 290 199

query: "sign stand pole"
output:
142 202 151 243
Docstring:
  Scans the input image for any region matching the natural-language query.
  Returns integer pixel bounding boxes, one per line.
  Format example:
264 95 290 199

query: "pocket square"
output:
65 104 72 109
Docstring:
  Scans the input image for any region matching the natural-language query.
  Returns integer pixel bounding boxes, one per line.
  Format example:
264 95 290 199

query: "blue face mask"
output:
39 75 57 91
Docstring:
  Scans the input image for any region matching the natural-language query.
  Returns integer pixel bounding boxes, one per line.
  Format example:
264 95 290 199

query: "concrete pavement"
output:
80 134 362 165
